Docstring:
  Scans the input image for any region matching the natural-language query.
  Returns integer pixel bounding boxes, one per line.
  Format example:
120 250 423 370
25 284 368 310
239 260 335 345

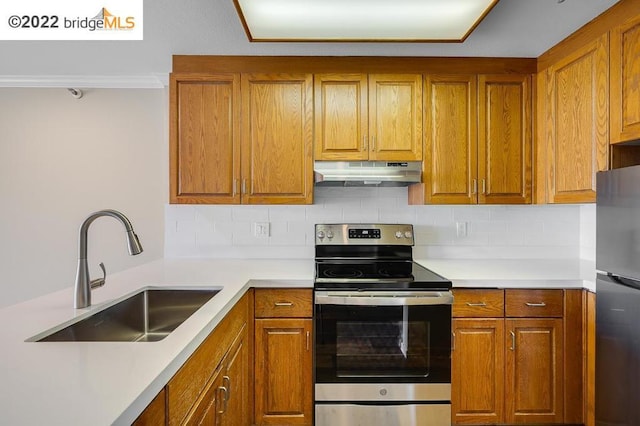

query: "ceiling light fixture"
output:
233 0 498 42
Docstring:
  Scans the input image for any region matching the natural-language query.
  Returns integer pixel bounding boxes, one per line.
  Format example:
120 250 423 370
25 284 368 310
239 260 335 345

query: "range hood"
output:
314 161 422 187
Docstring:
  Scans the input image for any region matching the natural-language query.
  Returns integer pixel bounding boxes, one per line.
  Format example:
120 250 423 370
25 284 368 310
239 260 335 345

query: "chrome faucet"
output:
74 209 143 309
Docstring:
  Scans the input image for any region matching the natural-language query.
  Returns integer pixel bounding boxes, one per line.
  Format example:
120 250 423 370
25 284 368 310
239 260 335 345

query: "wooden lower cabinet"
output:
133 388 166 426
166 292 251 426
184 325 250 426
254 318 313 425
452 319 505 424
505 319 564 424
452 289 580 425
254 288 313 426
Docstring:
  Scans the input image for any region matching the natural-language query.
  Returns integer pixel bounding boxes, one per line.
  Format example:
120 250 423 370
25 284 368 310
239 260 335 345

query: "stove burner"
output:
323 268 365 279
377 268 413 279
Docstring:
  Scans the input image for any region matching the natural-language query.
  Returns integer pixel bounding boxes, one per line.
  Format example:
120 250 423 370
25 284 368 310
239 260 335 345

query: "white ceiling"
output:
0 0 620 78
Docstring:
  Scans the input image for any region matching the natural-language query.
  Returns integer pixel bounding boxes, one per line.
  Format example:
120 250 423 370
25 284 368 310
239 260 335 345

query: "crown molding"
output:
0 74 168 88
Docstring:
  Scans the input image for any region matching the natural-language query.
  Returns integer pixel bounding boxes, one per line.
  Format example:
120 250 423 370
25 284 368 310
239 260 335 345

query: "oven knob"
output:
326 230 334 239
379 388 388 396
395 231 403 239
317 231 325 240
404 231 413 239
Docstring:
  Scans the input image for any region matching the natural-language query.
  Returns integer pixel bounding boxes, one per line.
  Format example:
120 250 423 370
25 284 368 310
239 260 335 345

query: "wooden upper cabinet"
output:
241 74 314 204
170 73 241 204
368 74 423 161
478 75 532 204
314 74 368 160
423 74 478 204
315 73 422 161
611 15 640 144
544 33 609 203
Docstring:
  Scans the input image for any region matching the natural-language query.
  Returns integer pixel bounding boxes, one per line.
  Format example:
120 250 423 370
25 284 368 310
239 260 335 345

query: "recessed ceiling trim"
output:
233 0 499 42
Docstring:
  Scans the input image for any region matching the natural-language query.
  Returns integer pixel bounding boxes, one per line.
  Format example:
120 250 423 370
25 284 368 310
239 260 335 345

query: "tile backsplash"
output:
165 187 588 259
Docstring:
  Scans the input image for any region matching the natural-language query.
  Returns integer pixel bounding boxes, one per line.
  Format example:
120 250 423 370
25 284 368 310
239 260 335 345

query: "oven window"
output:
315 303 451 384
336 319 429 377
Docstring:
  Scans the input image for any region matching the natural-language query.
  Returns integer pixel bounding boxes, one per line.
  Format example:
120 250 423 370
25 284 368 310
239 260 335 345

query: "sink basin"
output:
29 287 220 342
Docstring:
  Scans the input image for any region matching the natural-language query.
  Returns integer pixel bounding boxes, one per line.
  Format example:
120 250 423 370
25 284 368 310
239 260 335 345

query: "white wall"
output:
166 187 584 260
0 88 167 307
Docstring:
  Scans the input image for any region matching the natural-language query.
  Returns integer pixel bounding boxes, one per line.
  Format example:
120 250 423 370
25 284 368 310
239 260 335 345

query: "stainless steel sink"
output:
29 287 220 342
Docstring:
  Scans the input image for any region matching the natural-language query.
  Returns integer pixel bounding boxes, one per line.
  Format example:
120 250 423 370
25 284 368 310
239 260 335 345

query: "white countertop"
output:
0 257 594 425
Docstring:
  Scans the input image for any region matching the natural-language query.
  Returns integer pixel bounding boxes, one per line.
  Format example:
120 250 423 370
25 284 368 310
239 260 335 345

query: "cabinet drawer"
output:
505 289 564 317
453 289 504 317
255 288 313 318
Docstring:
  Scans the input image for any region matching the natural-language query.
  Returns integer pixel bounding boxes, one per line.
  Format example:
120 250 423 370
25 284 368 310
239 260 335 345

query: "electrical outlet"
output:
456 221 468 238
254 222 270 238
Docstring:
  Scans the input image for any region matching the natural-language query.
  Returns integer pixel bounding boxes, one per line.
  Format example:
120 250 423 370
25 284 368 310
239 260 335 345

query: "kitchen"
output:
0 0 638 424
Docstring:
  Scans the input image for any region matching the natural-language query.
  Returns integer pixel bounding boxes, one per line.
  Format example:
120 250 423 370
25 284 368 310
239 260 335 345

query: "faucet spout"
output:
74 210 143 309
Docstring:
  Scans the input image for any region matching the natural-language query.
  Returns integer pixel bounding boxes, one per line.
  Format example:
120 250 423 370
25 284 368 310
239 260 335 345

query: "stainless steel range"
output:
313 224 452 426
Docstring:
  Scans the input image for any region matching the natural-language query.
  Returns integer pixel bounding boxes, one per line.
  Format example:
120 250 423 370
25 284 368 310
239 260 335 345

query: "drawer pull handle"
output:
525 302 547 307
217 386 228 414
452 331 456 351
274 302 293 307
306 331 310 351
510 331 516 351
466 302 487 307
223 375 231 400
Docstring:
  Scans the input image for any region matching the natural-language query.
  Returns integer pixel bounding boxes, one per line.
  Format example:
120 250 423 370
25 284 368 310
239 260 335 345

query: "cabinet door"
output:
368 74 423 161
611 15 640 143
478 75 532 204
170 74 241 204
184 367 225 426
255 318 313 426
241 74 314 204
424 75 478 204
545 33 608 203
221 326 249 426
314 74 368 160
452 318 505 424
505 319 563 424
132 388 166 426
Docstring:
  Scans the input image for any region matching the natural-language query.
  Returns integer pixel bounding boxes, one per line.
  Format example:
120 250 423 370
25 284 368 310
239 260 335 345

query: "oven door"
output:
314 290 452 391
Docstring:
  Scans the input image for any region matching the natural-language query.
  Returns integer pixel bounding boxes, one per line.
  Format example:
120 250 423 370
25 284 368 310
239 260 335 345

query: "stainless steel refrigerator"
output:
596 164 640 425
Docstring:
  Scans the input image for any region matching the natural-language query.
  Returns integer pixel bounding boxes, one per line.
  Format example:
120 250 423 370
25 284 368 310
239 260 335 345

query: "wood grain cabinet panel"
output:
170 74 241 204
452 318 505 424
505 319 564 424
241 73 314 204
132 388 166 426
452 289 585 425
255 318 313 426
170 72 313 205
478 75 532 204
611 15 640 143
423 74 478 204
314 74 422 161
166 293 249 426
419 74 532 205
544 33 608 203
314 74 369 160
505 289 564 318
368 74 423 161
255 288 313 318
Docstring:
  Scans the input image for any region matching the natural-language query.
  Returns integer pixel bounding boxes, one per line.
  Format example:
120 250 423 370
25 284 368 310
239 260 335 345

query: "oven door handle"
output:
314 291 453 306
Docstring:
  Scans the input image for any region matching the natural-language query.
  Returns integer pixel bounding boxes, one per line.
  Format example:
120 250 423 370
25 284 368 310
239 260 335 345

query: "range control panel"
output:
315 224 414 245
348 228 381 239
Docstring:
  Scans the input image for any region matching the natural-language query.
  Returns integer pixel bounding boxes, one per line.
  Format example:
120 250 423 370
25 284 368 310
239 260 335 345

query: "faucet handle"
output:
90 262 106 289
